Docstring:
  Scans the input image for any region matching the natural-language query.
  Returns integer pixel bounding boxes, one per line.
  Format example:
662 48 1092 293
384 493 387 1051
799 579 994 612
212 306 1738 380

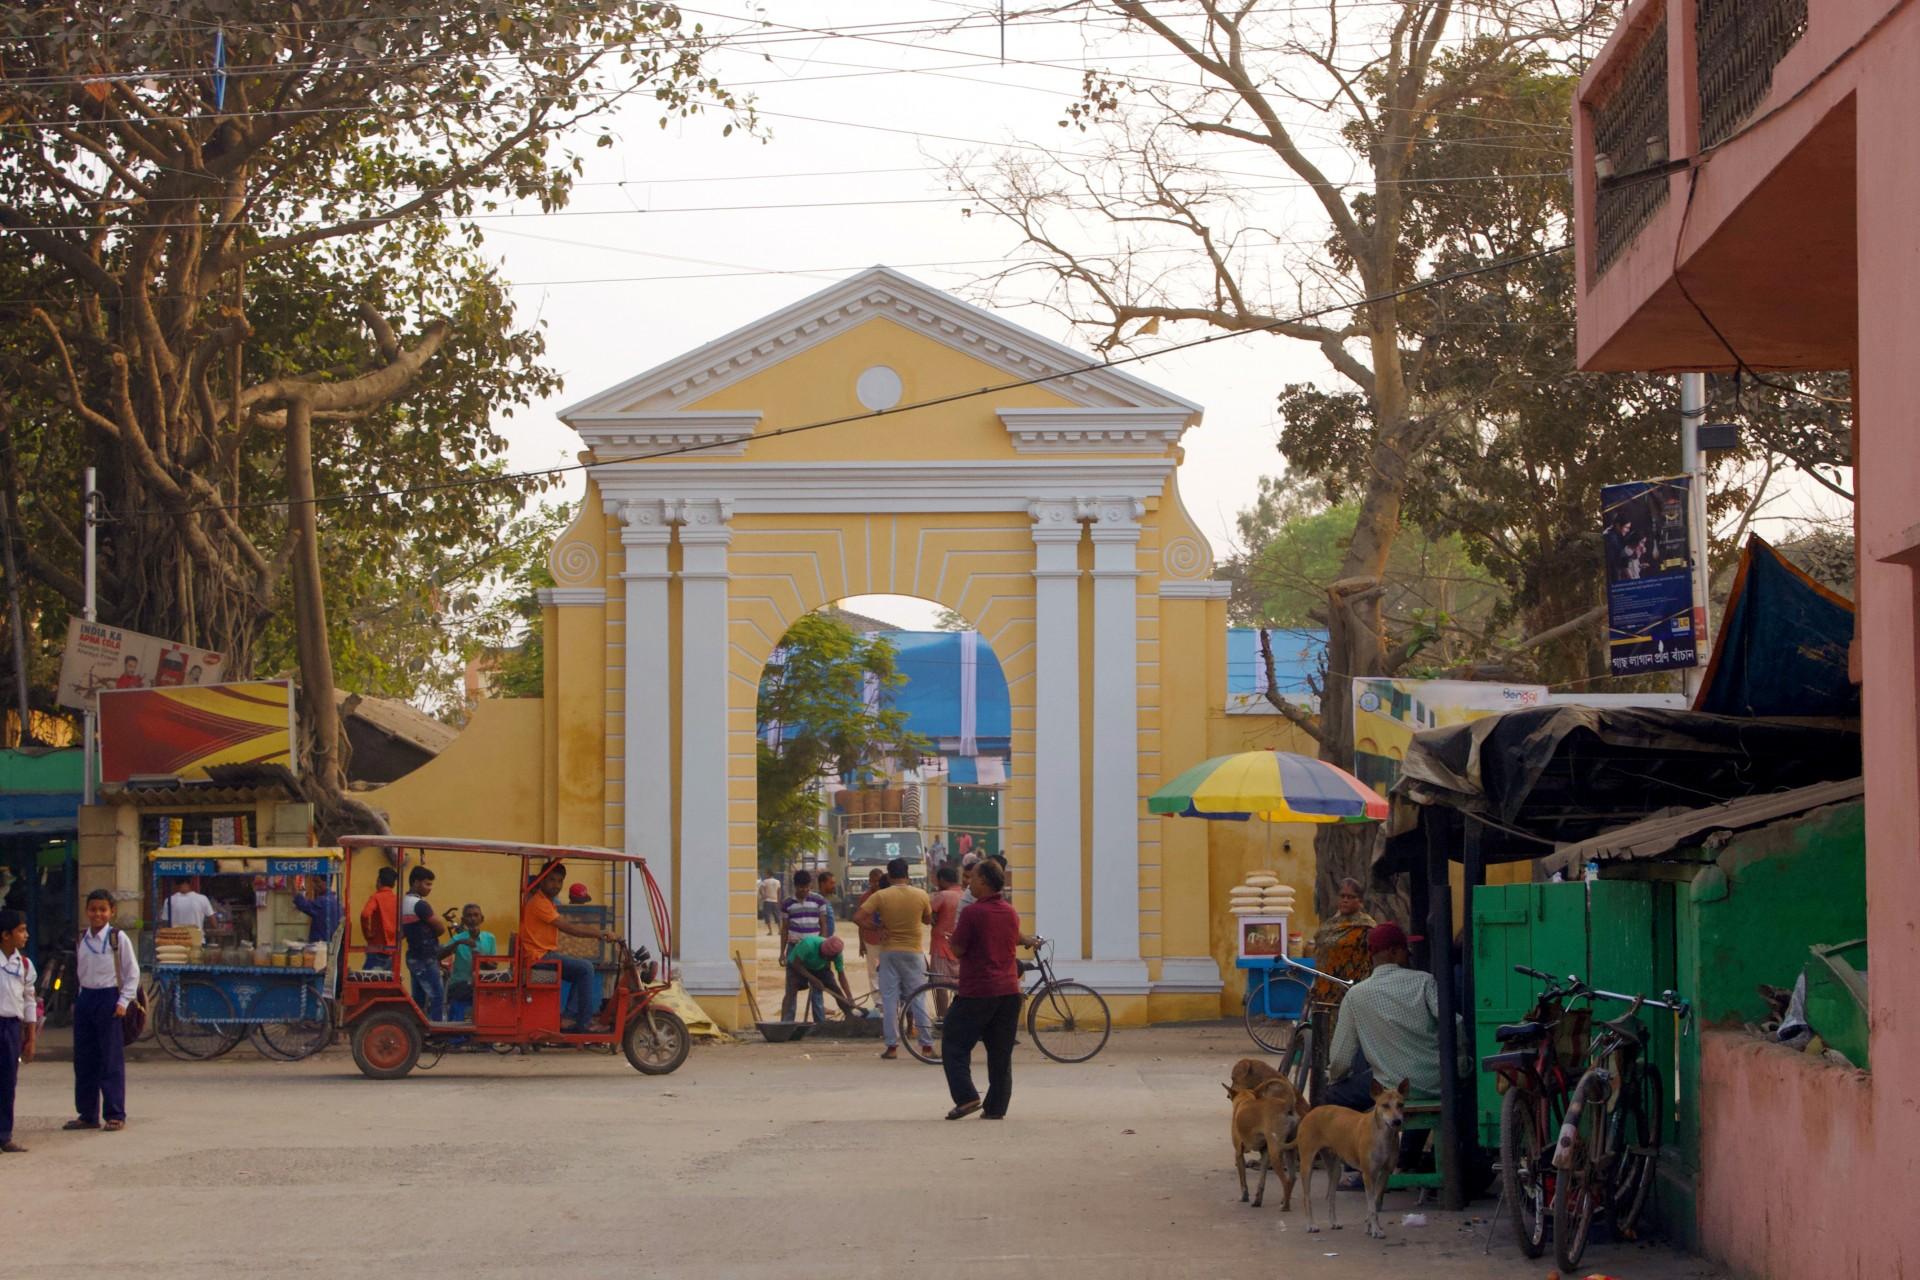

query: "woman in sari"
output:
1310 877 1378 998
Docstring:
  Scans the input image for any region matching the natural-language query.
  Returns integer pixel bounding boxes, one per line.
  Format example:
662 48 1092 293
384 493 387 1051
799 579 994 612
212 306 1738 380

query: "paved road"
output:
10 1023 1723 1279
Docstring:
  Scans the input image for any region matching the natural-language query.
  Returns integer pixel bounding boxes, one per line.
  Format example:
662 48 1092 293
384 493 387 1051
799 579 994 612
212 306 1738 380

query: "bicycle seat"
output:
1601 1011 1648 1045
1494 1021 1544 1043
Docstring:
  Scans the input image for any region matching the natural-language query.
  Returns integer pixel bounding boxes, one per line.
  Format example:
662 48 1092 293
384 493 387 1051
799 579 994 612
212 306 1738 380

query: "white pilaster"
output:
620 500 677 963
1088 498 1150 992
676 498 737 994
1028 500 1085 961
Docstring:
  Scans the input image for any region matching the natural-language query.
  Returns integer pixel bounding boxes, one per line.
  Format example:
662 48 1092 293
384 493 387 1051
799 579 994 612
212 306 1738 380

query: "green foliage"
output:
756 614 924 871
0 3 749 712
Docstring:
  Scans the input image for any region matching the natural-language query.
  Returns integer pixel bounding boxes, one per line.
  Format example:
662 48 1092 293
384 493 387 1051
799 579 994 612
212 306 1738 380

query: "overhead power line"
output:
114 243 1569 522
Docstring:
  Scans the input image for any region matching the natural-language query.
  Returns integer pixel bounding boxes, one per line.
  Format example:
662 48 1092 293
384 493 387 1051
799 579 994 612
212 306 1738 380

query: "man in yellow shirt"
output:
522 861 617 1032
854 857 933 1059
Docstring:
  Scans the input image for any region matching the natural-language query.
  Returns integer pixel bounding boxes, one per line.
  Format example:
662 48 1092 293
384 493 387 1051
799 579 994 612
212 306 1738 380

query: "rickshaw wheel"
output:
351 1010 423 1079
623 1006 690 1075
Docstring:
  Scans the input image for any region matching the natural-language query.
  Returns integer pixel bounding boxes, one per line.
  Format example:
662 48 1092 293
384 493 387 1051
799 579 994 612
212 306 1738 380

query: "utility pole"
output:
82 467 97 803
1680 374 1713 701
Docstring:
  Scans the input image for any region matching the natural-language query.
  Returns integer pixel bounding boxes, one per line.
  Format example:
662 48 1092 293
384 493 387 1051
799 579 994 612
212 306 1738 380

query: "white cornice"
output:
590 459 1176 513
999 408 1192 453
570 411 759 459
536 587 606 607
558 266 1202 423
1159 580 1233 599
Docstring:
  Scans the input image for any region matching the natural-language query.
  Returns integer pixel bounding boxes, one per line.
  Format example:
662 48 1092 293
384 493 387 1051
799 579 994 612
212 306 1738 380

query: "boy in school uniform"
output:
68 888 138 1132
0 908 37 1152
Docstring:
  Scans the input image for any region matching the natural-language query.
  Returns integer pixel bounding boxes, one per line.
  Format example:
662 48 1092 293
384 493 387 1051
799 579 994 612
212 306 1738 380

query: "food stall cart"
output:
147 847 342 1061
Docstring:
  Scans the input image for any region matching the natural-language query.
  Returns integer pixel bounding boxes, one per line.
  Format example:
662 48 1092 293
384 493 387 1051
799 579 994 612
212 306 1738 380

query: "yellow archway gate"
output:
372 268 1297 1029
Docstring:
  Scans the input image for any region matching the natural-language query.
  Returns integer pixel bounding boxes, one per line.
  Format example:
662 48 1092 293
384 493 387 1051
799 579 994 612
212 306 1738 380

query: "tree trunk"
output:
284 397 342 800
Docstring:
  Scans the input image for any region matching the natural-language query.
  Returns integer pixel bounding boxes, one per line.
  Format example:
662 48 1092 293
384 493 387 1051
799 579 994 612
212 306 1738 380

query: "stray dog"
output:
1230 1057 1281 1093
1224 1078 1306 1212
1288 1078 1409 1238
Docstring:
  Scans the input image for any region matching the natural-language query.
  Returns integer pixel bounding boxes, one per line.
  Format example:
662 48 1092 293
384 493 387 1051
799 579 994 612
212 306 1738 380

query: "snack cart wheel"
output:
351 1009 423 1079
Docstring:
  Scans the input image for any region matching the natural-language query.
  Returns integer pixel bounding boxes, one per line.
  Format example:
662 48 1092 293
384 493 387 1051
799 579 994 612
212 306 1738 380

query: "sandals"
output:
879 1046 899 1060
62 1119 99 1131
0 1141 26 1153
945 1099 983 1120
103 1120 126 1132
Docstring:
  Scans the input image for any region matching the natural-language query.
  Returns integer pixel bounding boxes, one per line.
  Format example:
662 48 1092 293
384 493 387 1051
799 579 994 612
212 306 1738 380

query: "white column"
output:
1028 500 1085 960
1088 498 1149 990
677 498 737 994
620 500 676 963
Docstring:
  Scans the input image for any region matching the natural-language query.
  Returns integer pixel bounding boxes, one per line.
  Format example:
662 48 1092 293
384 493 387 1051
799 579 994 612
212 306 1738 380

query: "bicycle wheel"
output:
1610 1063 1664 1237
900 981 953 1064
1552 1081 1602 1272
250 998 337 1062
155 980 243 1061
1027 980 1111 1063
1500 1086 1551 1258
1243 970 1311 1054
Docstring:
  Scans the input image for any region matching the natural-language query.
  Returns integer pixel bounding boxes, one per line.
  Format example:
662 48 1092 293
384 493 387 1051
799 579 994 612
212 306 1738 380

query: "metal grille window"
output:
1591 14 1670 275
1697 0 1809 148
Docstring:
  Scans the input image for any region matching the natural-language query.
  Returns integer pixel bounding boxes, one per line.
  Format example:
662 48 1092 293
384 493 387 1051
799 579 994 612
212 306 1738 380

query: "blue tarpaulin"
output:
886 631 1011 748
1695 536 1857 718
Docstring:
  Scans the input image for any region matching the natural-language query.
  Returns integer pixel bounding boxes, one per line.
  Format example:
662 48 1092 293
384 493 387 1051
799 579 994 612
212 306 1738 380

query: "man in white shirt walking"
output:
161 878 215 930
67 889 138 1133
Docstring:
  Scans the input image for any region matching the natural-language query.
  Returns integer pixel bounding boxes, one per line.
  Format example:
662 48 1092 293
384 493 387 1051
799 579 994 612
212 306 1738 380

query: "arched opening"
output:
750 595 1012 1024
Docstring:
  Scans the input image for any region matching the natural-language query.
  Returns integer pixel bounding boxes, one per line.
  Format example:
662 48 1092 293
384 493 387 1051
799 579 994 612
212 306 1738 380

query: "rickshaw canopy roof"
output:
337 835 651 866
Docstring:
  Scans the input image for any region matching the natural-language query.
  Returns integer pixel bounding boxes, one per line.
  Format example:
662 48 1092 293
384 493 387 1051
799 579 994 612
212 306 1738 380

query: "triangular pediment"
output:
559 266 1202 425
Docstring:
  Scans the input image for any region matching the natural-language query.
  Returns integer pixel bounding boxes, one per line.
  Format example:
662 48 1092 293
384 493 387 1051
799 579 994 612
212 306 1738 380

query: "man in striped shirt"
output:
778 870 829 963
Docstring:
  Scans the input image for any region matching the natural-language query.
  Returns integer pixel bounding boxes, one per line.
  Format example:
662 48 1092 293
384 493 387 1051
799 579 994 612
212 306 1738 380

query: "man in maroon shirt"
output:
942 859 1038 1120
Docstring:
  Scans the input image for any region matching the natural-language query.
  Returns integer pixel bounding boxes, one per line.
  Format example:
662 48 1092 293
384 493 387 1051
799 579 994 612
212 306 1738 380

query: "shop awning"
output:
0 791 79 837
1695 536 1856 718
1539 776 1863 875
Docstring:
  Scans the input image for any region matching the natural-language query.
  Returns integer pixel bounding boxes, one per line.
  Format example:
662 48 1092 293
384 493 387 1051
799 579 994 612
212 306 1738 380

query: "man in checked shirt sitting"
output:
1322 922 1450 1111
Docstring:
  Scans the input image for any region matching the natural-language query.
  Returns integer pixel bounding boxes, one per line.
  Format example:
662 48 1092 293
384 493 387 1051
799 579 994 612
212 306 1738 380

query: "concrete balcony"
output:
1572 0 1910 373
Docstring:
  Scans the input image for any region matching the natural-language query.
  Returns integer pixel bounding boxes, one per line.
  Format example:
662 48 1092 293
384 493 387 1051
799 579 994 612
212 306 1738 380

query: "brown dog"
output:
1288 1078 1409 1238
1224 1078 1306 1212
1230 1057 1282 1093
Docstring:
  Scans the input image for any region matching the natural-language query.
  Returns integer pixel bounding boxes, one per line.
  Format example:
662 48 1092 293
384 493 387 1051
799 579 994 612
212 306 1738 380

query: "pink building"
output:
1575 2 1919 1274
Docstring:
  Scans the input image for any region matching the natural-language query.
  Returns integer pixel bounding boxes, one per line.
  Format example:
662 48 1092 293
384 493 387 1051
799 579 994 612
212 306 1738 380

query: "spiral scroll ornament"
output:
550 538 600 586
1162 536 1209 580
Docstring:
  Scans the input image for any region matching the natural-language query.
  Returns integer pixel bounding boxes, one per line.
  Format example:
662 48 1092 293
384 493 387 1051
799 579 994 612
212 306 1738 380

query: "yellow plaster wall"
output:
358 698 556 950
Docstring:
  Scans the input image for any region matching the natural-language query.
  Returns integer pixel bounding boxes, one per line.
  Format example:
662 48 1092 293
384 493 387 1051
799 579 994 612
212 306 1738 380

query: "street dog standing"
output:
1288 1078 1409 1238
1229 1057 1281 1093
1224 1077 1306 1211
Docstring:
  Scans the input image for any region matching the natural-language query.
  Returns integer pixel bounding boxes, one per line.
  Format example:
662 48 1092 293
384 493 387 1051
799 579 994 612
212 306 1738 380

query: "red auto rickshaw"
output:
336 836 690 1078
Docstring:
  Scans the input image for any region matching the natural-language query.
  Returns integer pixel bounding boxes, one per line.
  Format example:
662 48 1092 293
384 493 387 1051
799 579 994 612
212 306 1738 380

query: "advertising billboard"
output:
97 680 295 784
1601 475 1700 676
56 616 226 711
1351 678 1547 796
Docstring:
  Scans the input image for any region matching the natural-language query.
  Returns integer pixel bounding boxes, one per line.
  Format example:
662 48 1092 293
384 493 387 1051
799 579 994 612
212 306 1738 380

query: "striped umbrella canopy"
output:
1148 750 1388 824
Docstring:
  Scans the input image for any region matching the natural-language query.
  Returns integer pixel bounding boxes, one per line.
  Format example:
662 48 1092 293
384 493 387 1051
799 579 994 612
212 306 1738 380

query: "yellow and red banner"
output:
98 680 296 783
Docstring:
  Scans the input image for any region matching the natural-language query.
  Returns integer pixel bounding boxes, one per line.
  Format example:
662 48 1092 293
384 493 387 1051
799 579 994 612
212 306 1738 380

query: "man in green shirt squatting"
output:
784 933 859 1022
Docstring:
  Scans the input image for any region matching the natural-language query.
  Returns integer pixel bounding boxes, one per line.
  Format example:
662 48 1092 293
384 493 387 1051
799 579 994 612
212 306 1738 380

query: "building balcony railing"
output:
1591 8 1670 275
1697 0 1810 148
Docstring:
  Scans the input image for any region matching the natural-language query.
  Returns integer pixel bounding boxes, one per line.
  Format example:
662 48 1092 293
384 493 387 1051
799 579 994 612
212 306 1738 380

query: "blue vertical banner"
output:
1602 475 1700 675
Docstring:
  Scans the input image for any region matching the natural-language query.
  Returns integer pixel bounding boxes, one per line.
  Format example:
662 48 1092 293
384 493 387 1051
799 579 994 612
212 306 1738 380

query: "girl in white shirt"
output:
0 908 37 1152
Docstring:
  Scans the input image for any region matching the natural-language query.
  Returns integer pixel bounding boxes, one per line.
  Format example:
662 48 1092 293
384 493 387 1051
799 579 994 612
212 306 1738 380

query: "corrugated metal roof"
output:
1541 776 1864 874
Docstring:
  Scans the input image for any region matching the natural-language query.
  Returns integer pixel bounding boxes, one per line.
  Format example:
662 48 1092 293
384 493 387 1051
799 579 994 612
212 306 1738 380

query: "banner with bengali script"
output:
1602 475 1701 676
98 680 295 784
56 616 226 712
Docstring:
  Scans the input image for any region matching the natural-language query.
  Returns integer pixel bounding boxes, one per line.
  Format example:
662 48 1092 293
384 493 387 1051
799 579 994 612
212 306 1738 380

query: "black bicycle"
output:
1550 978 1690 1271
900 937 1112 1064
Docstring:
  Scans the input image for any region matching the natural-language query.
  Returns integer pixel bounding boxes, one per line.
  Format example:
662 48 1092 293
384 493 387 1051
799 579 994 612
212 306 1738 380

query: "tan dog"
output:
1289 1078 1409 1238
1223 1078 1306 1212
1230 1057 1282 1093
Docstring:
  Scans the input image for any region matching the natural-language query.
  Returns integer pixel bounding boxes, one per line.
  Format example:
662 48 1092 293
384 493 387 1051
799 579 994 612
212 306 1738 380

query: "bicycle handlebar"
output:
1270 952 1354 988
1514 966 1692 1024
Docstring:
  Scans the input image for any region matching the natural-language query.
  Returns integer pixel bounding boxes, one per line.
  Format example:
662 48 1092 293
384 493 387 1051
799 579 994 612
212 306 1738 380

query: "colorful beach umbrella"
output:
1148 750 1387 824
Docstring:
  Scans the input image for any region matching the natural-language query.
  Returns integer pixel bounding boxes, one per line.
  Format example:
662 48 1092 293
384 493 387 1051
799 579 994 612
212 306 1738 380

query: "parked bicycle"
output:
900 937 1112 1064
1481 965 1592 1258
1549 976 1690 1271
1242 952 1353 1106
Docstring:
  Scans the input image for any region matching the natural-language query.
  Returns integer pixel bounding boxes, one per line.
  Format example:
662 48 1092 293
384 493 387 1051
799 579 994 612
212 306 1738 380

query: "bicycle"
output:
1242 953 1352 1107
1550 978 1690 1271
899 937 1112 1064
1481 965 1592 1258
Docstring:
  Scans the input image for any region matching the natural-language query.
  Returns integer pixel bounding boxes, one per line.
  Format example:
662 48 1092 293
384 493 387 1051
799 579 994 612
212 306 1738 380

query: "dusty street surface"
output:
11 1023 1721 1279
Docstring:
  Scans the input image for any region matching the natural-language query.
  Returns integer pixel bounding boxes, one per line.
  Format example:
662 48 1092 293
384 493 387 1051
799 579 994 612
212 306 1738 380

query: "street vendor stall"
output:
147 847 341 1061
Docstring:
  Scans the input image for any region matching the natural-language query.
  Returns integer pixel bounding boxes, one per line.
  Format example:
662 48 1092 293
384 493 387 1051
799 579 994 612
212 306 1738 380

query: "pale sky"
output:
475 3 1848 632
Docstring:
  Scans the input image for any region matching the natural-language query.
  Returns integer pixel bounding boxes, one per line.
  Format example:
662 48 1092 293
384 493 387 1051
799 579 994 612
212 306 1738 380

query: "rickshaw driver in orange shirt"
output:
522 861 619 1032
